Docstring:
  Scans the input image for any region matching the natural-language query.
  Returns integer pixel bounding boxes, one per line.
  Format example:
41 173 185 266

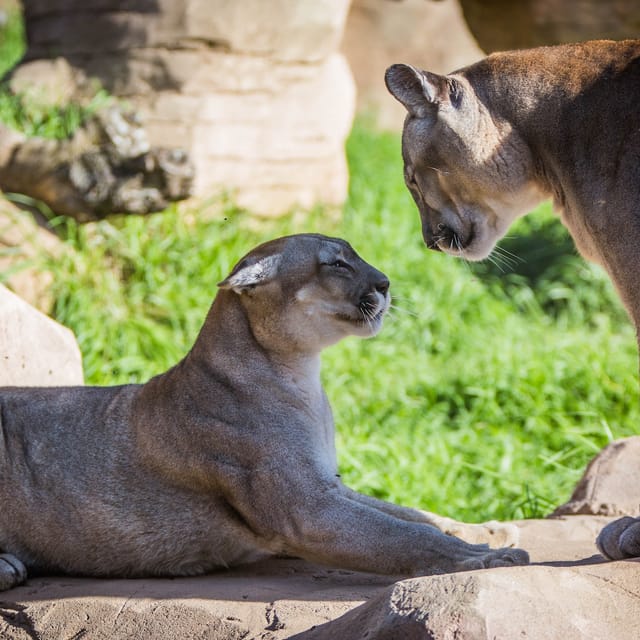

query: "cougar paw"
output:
596 516 640 560
0 553 27 591
457 546 530 572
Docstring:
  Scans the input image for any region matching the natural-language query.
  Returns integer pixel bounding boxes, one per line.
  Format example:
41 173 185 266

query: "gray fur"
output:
0 233 528 590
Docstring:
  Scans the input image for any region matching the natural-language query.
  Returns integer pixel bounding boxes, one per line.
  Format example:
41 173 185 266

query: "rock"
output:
552 436 640 517
297 516 633 639
0 558 395 640
342 0 483 130
19 0 355 216
0 198 62 312
0 284 83 386
0 106 194 221
9 57 86 107
0 515 631 639
23 0 350 64
295 556 640 639
458 0 640 53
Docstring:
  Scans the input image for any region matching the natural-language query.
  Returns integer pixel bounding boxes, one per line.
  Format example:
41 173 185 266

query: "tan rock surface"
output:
553 436 640 517
0 284 83 386
341 0 483 130
299 555 640 639
458 0 640 53
0 515 627 639
0 198 62 312
19 0 355 216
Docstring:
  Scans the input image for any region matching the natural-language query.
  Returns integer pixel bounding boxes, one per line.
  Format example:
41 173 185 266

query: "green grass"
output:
0 88 111 139
26 119 638 524
0 9 109 139
0 6 24 78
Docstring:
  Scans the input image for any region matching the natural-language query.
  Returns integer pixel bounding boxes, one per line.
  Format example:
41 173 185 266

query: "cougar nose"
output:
375 277 390 296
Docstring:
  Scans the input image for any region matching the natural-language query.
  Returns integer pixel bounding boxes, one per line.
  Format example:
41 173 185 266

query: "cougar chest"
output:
277 357 337 476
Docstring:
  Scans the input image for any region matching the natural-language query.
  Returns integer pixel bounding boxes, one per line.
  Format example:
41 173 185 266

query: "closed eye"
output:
323 259 353 273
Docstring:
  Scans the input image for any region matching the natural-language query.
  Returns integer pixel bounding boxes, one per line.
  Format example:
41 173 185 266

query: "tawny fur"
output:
386 39 640 560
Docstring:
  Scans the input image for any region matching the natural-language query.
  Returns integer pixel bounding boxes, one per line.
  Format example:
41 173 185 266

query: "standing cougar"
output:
0 234 528 590
385 40 640 560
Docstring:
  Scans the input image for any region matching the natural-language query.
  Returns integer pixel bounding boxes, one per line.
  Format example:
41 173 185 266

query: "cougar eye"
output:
331 260 353 271
323 259 353 273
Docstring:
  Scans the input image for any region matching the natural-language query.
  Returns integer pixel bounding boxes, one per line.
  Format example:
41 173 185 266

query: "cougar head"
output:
218 234 390 353
385 63 545 261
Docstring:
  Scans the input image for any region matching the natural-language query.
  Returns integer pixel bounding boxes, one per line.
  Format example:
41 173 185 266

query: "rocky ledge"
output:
1 513 638 639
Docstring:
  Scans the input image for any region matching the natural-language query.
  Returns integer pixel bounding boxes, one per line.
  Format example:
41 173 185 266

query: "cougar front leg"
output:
343 488 520 548
277 487 529 576
0 553 27 591
597 517 640 560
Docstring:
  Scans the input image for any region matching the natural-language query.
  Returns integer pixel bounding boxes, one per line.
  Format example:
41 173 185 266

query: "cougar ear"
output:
385 64 453 117
218 254 282 293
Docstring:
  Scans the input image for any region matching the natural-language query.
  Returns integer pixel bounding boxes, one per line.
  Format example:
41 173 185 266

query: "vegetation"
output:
1 12 638 523
0 8 108 139
0 88 110 139
0 5 24 78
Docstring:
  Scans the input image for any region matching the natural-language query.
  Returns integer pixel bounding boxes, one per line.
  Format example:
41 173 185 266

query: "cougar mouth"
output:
433 223 475 255
335 299 388 329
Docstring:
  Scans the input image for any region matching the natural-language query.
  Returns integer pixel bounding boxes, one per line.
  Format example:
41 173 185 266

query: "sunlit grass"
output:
0 88 111 139
0 7 24 78
0 10 110 139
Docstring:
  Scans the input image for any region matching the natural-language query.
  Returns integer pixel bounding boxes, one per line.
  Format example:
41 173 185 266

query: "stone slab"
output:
0 284 83 386
0 516 623 639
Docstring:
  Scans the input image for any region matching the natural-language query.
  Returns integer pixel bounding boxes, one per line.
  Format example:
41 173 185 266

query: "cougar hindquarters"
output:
0 233 528 590
385 40 640 561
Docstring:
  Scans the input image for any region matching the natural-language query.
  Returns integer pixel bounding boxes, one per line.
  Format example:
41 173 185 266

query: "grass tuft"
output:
0 10 110 139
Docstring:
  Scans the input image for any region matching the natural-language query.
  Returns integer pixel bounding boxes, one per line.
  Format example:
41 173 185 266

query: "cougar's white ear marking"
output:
218 254 282 293
385 64 449 116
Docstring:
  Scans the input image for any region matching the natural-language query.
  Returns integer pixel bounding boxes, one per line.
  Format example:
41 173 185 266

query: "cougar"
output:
0 233 528 590
385 39 640 561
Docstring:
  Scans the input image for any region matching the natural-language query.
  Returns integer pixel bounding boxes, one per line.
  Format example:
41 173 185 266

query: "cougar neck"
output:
183 289 322 390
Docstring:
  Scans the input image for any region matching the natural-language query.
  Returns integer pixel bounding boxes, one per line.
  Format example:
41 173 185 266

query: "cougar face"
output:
218 234 390 352
386 64 545 261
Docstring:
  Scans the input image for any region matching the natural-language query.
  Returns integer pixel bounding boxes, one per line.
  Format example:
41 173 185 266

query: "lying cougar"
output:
0 233 528 590
385 39 640 560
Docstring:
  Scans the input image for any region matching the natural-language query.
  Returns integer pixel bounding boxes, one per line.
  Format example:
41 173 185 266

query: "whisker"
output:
389 295 414 302
486 245 524 273
494 245 524 265
453 234 473 274
389 303 418 318
485 253 507 273
494 246 525 266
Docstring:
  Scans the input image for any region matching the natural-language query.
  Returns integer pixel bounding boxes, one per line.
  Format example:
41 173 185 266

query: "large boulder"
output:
0 284 83 386
0 515 633 639
341 0 482 130
0 198 62 312
552 437 640 517
457 0 640 53
18 0 355 216
296 547 640 639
